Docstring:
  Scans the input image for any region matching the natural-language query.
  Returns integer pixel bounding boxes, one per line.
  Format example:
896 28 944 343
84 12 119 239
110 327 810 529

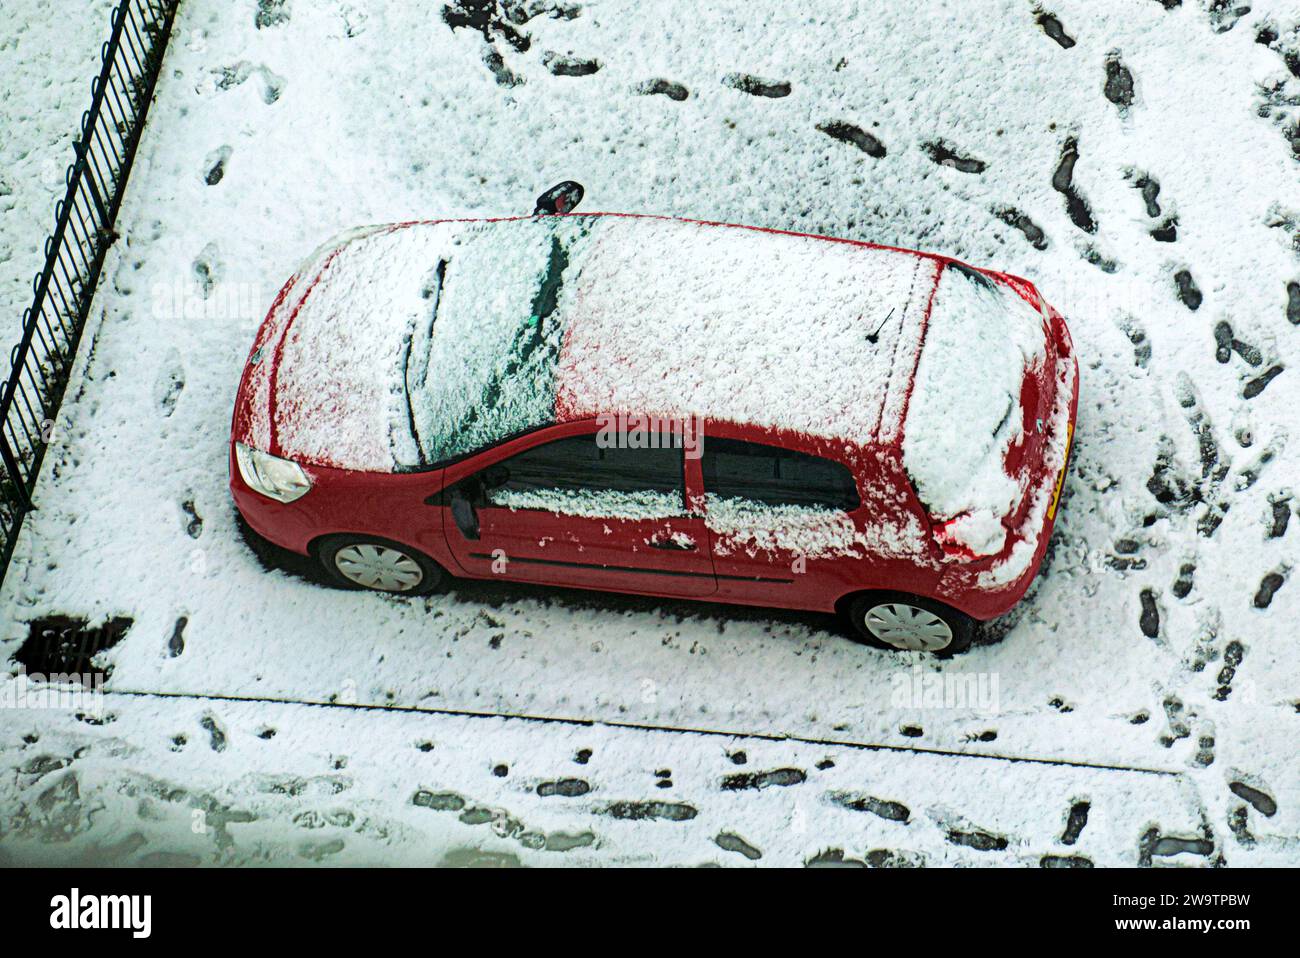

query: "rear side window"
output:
493 433 683 498
703 438 859 511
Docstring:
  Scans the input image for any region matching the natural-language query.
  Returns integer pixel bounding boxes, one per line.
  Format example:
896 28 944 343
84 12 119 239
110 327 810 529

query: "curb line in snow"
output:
101 686 1183 777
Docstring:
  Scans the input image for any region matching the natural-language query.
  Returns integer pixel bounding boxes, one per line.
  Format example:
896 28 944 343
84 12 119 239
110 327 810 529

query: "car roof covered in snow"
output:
240 214 958 473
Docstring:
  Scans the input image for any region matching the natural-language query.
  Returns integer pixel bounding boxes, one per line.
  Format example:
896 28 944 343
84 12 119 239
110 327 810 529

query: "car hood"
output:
235 223 450 472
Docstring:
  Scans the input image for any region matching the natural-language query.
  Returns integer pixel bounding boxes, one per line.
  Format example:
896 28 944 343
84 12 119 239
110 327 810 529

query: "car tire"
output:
317 535 445 596
844 592 974 656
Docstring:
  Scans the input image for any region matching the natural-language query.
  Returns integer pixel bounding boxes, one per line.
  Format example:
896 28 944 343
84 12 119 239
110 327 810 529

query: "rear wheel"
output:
845 592 973 656
317 536 444 596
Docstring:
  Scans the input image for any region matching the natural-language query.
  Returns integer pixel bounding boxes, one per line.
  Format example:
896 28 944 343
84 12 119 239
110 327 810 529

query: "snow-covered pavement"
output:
0 0 118 341
2 0 1299 865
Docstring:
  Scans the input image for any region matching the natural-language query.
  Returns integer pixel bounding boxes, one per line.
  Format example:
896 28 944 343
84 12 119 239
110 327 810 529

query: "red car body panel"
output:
230 214 1080 622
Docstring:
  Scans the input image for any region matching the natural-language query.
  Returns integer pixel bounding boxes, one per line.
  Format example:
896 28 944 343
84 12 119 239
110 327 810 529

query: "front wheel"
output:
317 536 444 596
845 592 974 656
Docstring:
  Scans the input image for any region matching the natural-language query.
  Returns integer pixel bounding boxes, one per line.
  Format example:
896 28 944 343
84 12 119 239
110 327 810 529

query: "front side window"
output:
702 437 859 511
481 432 686 518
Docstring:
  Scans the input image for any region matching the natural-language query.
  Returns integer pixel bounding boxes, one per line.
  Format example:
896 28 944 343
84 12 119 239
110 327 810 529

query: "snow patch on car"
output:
976 347 1076 591
270 225 447 472
703 494 927 561
557 217 940 448
935 510 1008 557
902 265 1049 540
487 487 684 521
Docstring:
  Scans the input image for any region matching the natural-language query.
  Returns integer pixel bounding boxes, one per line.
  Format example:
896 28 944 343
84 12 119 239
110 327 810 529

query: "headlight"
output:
235 442 312 503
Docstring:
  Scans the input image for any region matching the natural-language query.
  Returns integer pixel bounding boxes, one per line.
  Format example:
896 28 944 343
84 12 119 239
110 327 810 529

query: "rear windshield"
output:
901 264 1048 521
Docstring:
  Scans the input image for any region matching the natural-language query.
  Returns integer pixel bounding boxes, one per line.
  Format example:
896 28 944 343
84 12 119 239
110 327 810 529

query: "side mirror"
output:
534 181 584 215
481 464 510 491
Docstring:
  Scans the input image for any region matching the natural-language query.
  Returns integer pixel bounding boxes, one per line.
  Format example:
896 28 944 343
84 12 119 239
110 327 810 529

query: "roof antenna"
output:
866 307 895 345
534 181 584 216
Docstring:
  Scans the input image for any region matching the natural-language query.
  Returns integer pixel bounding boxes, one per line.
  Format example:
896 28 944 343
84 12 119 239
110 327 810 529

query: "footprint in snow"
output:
255 0 290 29
1080 243 1117 273
722 72 791 98
1061 800 1090 845
542 52 600 76
203 145 232 186
715 832 762 860
535 778 590 797
192 242 222 299
1253 568 1288 608
721 767 806 790
601 800 697 821
180 499 203 539
1103 51 1134 114
153 349 185 418
200 713 227 753
1266 495 1291 539
1212 320 1261 366
1174 268 1202 310
1138 588 1161 640
1116 314 1151 368
207 62 285 105
1160 694 1191 748
1052 137 1096 234
922 140 987 174
1205 1 1250 34
482 48 523 87
1042 854 1093 867
635 78 688 101
1124 170 1178 240
830 791 910 822
1214 639 1244 701
168 616 187 657
945 824 1009 852
1035 11 1076 49
816 120 886 158
994 207 1048 250
1229 780 1278 817
1242 365 1283 399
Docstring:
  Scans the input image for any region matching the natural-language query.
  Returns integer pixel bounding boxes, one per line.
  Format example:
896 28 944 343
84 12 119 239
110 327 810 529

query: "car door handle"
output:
650 538 696 551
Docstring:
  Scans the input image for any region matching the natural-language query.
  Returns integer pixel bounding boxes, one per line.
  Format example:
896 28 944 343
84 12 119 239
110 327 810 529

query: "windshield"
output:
405 218 593 466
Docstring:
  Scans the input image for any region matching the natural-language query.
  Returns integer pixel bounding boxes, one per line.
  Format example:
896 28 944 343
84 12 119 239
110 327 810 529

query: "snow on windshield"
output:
267 218 590 471
409 218 592 465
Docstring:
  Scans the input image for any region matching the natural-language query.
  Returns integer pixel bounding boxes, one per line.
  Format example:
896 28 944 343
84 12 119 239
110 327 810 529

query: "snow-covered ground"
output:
2 0 1300 865
0 0 118 342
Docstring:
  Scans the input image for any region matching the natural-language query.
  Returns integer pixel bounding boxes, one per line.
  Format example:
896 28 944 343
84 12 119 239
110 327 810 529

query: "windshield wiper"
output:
403 258 449 466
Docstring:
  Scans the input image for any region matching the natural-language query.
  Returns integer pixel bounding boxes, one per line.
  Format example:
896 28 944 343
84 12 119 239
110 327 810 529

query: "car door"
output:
442 427 717 597
700 433 864 607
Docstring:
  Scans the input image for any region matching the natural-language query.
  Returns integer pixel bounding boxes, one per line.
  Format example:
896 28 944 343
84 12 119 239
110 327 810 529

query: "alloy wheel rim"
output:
864 602 953 651
334 544 424 592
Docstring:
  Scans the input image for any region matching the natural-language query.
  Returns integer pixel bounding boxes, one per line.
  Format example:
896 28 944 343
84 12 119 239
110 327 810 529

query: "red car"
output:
231 209 1078 655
